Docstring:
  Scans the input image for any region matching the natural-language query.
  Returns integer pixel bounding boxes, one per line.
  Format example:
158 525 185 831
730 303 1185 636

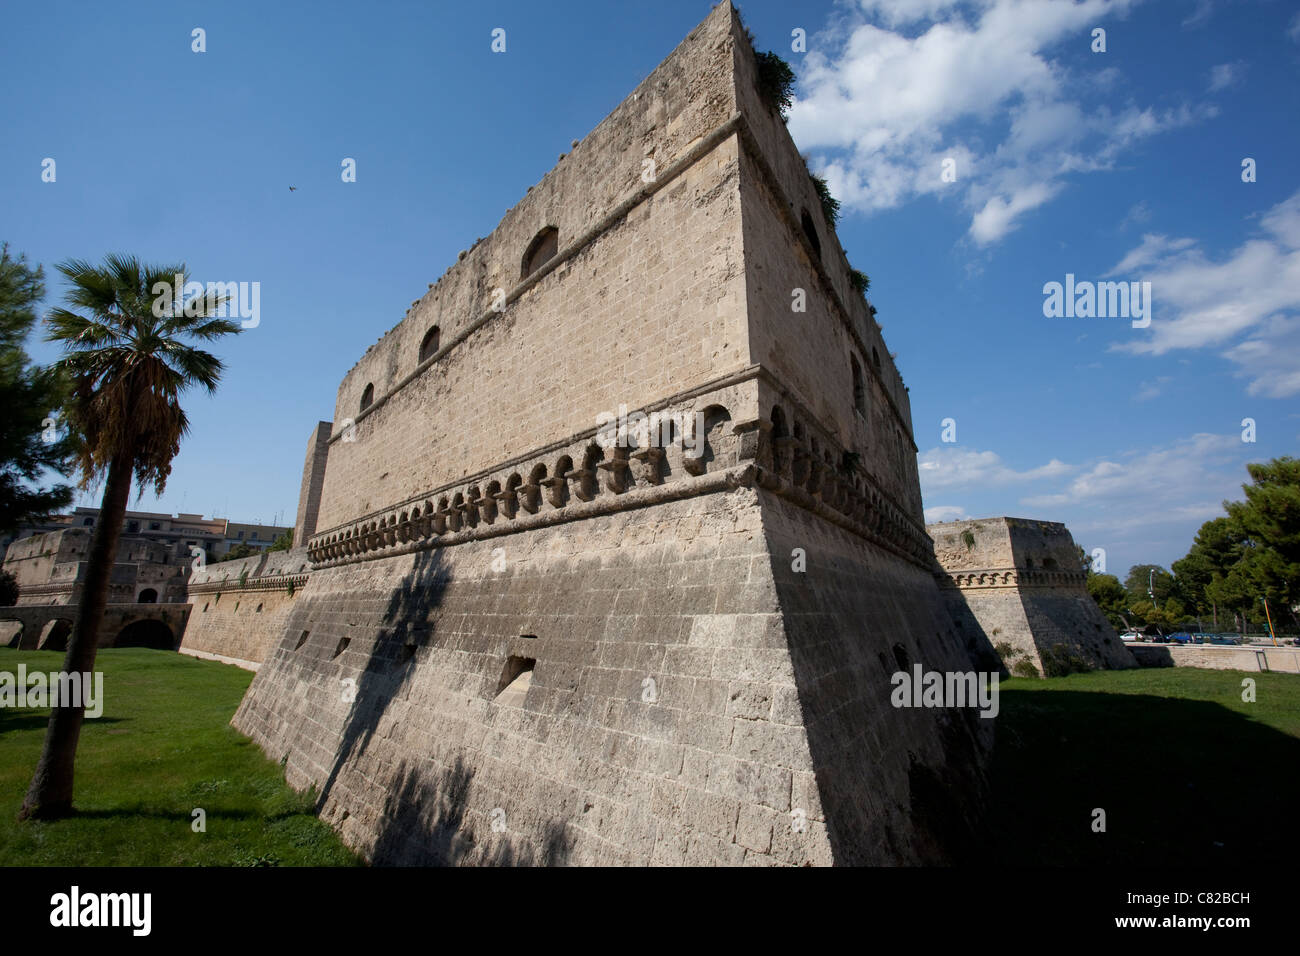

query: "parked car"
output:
1208 635 1240 645
1120 631 1142 643
1166 632 1195 644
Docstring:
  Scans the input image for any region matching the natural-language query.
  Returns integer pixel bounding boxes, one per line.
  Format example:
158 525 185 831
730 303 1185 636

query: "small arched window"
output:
360 383 374 412
522 226 559 279
872 347 881 371
851 355 865 415
800 209 821 258
419 326 441 363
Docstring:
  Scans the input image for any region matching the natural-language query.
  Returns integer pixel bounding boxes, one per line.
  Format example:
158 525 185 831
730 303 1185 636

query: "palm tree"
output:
19 255 241 820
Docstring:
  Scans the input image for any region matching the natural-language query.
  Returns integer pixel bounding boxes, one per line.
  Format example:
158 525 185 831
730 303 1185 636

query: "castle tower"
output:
929 517 1137 676
230 2 995 865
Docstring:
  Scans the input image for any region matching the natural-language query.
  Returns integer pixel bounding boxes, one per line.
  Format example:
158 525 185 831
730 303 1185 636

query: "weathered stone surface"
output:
929 516 1136 676
213 2 995 865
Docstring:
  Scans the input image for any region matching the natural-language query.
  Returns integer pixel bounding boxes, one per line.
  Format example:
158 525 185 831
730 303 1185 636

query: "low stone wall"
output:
1131 643 1300 674
179 548 312 665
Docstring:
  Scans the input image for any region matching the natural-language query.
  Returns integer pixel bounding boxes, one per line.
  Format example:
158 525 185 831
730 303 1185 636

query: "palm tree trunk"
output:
19 450 134 820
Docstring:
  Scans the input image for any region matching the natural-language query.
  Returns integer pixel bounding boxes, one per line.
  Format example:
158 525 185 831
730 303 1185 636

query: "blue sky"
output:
2 0 1296 577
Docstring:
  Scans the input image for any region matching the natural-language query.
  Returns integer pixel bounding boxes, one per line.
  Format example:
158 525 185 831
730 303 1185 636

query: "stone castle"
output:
176 3 1028 865
928 517 1135 677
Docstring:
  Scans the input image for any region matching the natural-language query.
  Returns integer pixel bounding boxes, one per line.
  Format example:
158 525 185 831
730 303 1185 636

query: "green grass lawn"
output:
0 648 359 866
987 667 1300 865
1 649 1296 866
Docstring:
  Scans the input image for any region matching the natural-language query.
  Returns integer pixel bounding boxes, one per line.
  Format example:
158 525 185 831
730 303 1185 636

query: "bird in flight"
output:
289 186 297 192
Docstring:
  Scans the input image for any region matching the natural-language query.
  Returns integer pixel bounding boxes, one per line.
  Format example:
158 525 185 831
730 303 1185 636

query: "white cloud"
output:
1289 12 1300 43
924 504 969 523
788 0 1213 245
1119 200 1151 230
1207 62 1243 92
1135 376 1170 401
1019 433 1243 512
1183 0 1213 28
1111 190 1300 395
1107 233 1198 274
918 446 1073 490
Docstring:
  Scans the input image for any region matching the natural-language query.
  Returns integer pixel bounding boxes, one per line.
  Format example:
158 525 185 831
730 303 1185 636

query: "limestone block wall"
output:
316 3 749 533
234 472 986 866
179 548 313 666
738 145 922 522
1131 644 1300 673
294 421 332 545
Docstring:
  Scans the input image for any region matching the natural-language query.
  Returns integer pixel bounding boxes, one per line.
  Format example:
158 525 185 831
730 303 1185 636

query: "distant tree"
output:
1171 516 1244 628
0 244 75 534
1086 572 1129 630
267 529 292 553
217 542 260 562
1165 457 1300 634
20 255 241 821
1123 564 1175 608
1224 457 1300 630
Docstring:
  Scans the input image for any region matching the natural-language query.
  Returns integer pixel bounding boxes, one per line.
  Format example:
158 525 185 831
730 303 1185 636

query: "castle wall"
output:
315 6 750 534
236 488 829 865
758 492 991 863
233 472 987 865
294 421 332 545
224 2 996 866
179 548 312 666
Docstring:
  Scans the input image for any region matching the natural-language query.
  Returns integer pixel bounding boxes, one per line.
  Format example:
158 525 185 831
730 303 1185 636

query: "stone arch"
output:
575 444 603 500
800 209 821 258
693 405 734 473
360 383 374 412
770 405 789 439
547 456 573 508
115 618 175 650
522 226 559 279
419 325 441 363
137 587 158 604
38 618 73 652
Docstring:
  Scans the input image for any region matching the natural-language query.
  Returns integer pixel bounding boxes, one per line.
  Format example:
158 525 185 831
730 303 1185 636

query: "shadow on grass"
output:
0 713 125 734
985 687 1300 865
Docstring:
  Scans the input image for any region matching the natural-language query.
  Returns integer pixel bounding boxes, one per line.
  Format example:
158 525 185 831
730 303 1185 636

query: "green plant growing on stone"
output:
1041 644 1090 678
746 26 795 121
286 579 295 598
1011 658 1040 679
840 449 861 474
238 568 249 589
808 169 841 226
962 529 976 550
849 268 870 298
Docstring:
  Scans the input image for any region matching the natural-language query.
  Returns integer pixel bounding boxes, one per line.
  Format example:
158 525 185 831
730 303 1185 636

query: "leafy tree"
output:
1123 564 1174 608
217 542 260 562
267 529 292 553
1171 516 1244 626
1086 572 1129 630
0 244 75 533
20 255 241 820
1225 457 1300 630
